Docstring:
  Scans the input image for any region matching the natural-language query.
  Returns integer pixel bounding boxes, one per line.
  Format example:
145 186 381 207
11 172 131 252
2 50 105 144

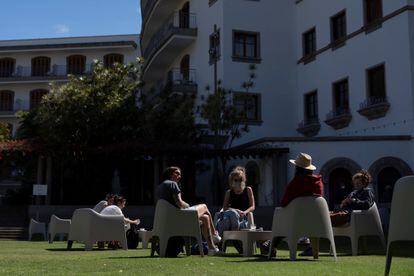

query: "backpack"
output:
126 224 140 249
155 236 185 257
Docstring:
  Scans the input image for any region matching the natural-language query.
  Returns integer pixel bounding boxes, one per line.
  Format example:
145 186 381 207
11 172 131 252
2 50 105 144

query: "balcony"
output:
297 118 321 137
357 96 390 120
143 12 197 84
0 109 28 118
0 64 93 83
141 0 182 41
164 68 197 95
325 108 352 130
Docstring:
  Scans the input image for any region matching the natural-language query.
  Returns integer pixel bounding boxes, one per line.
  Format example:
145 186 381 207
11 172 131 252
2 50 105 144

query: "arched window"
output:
328 168 353 208
104 54 124 67
0 90 14 111
30 89 48 109
0 58 15 77
180 55 190 82
32 56 51 76
377 167 401 203
67 55 86 75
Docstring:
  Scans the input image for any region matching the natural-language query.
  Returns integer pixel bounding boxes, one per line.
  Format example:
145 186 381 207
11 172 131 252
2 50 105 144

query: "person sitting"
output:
330 169 374 226
156 166 221 255
260 153 323 256
216 166 255 253
93 193 115 213
100 195 140 249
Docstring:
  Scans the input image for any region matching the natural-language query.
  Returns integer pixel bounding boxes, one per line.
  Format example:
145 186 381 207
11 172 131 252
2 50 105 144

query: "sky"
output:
0 0 142 40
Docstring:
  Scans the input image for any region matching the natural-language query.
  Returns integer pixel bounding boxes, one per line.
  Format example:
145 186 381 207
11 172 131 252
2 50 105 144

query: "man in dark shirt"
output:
156 166 221 255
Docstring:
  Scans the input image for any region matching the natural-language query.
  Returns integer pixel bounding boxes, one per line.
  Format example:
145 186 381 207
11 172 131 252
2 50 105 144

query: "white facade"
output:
142 0 414 207
0 34 140 135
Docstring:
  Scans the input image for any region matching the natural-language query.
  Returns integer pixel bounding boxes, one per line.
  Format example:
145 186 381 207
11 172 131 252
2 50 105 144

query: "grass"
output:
0 239 413 275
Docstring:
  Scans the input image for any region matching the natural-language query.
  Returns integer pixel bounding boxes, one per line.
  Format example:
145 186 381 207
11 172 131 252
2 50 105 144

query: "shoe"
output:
298 237 310 246
208 247 223 256
212 233 222 244
299 246 313 256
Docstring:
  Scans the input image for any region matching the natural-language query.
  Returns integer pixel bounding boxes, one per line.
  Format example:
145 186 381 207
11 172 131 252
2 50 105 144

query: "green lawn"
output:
0 240 413 275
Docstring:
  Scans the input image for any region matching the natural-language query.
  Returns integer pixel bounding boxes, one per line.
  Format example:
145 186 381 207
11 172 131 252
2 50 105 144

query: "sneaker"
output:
298 237 310 246
212 233 222 244
208 247 223 256
299 246 313 256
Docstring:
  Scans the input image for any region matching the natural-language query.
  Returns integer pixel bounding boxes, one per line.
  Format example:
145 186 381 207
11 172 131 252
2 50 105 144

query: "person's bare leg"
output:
195 204 217 235
200 215 215 249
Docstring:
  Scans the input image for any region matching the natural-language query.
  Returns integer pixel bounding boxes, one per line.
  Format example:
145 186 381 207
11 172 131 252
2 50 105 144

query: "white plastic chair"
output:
150 199 204 257
384 176 414 276
48 214 71 243
67 208 127 251
268 196 337 261
333 202 385 256
28 218 47 241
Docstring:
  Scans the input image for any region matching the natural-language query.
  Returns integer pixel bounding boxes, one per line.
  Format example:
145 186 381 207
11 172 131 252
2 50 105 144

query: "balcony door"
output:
179 2 190 28
32 56 51 76
67 55 86 75
0 58 15 77
180 55 190 83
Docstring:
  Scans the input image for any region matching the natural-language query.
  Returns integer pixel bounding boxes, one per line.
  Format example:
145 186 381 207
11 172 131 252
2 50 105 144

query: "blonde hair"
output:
228 166 247 188
352 169 372 187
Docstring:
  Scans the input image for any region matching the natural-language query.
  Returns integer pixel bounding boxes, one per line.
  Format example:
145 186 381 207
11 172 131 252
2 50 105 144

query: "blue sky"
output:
1 0 141 40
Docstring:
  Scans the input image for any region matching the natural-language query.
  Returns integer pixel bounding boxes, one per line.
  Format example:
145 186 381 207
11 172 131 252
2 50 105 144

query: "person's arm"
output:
173 193 190 209
349 189 374 210
124 217 140 225
222 190 230 211
242 187 255 215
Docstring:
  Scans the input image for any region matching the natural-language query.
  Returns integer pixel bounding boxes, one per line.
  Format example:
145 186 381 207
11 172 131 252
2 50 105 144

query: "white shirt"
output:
100 205 123 216
93 200 108 213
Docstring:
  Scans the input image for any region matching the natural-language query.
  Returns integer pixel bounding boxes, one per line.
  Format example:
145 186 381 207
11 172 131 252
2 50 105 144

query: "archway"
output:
369 157 412 204
319 157 361 209
328 168 353 207
179 2 190 28
180 55 190 82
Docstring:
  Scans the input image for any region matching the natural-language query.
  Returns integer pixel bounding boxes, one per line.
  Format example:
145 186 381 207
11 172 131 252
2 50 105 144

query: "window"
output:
331 11 347 43
302 28 316 57
67 55 86 75
32 56 51 77
333 79 349 113
364 0 383 25
209 29 220 63
30 89 48 109
233 31 260 62
233 92 261 122
104 54 124 67
367 64 386 99
0 58 15 77
305 91 318 121
0 90 14 111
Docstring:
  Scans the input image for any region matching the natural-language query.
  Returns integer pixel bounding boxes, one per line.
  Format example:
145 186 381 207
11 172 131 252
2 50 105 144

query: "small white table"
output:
138 230 153 249
222 230 272 257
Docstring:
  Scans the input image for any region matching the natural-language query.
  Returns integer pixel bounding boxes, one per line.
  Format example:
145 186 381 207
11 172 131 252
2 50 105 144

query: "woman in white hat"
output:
281 152 323 207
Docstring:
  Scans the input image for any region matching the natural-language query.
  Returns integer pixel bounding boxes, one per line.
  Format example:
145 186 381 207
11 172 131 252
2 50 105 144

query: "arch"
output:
319 157 362 208
369 157 413 203
31 56 51 76
104 53 124 67
245 161 260 206
0 58 15 77
180 54 190 82
67 55 86 75
30 89 49 109
0 90 14 111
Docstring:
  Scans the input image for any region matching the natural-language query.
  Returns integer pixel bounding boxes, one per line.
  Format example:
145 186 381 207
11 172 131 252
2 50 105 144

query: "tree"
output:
0 122 10 142
199 64 257 203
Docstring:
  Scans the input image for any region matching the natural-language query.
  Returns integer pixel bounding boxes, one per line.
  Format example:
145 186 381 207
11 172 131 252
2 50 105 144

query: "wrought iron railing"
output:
359 96 388 109
326 108 350 120
298 117 320 128
143 12 197 60
167 68 197 85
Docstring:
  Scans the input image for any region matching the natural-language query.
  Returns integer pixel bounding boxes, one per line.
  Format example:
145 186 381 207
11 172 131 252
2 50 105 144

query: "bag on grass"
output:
155 236 185 257
126 224 140 249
